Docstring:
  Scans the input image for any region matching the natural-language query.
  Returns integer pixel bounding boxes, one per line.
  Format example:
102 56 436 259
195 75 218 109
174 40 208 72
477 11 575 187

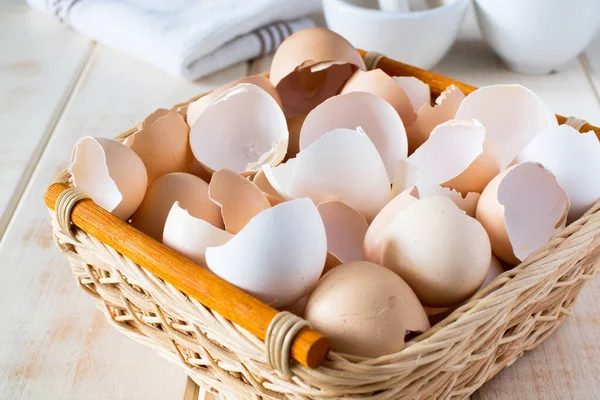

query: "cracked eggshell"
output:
317 201 369 263
305 261 430 357
291 128 391 221
123 109 192 184
162 202 233 267
131 172 223 241
392 76 431 113
70 137 147 221
205 198 327 308
479 255 504 291
408 119 499 195
261 159 297 200
456 84 558 170
300 92 408 179
476 162 570 265
270 27 365 116
186 75 282 128
190 83 288 175
406 84 465 153
341 69 416 126
381 195 491 307
208 169 271 234
285 114 306 159
515 124 600 222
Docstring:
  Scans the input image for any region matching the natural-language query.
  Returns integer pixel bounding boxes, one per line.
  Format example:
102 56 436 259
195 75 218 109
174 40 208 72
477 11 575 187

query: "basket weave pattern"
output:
49 93 600 399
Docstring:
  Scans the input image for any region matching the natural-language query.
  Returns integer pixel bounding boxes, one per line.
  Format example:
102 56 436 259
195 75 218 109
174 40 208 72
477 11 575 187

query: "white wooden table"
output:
1 2 599 399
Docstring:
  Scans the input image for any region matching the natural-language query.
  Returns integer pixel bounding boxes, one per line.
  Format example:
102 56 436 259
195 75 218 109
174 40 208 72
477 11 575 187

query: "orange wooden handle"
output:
44 183 329 369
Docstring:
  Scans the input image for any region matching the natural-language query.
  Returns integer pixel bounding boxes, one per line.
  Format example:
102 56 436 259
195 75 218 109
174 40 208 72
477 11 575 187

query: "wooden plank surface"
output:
0 42 248 399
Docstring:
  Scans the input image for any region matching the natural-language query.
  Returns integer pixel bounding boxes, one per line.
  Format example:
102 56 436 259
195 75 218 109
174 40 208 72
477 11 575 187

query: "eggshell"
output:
480 255 504 290
323 252 343 275
252 167 281 198
285 114 306 159
208 169 271 234
205 198 327 308
270 27 366 116
283 295 309 318
317 201 369 263
515 124 600 222
291 128 391 221
476 162 569 265
381 195 491 307
186 75 282 127
408 119 499 194
70 137 147 221
442 189 481 218
162 202 233 267
300 92 408 179
455 84 558 170
261 159 297 200
123 108 191 184
391 159 418 197
304 261 430 357
131 172 223 241
406 84 465 153
189 83 288 174
392 76 431 113
341 69 416 126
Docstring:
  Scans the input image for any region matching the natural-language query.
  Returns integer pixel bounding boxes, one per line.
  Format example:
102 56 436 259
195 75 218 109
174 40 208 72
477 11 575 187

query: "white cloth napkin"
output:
28 0 320 79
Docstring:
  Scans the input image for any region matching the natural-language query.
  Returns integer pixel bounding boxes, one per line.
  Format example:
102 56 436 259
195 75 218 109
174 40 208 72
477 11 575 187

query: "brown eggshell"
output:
285 114 306 159
305 262 430 357
317 201 369 263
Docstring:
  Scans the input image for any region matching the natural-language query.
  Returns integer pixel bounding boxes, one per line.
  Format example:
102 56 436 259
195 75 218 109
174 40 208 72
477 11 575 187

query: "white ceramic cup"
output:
474 0 600 74
322 0 470 70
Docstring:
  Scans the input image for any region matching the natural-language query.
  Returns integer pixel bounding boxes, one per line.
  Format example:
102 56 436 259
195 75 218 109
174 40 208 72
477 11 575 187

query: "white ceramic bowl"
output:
323 0 470 70
474 0 600 74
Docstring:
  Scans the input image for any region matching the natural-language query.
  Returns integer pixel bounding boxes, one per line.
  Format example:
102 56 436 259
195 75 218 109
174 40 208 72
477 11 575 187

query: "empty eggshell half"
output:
515 124 600 222
189 83 288 175
476 162 570 265
123 108 191 184
300 92 408 179
317 201 369 263
285 114 306 159
392 76 431 113
270 27 366 116
70 137 147 221
261 159 297 200
186 75 282 127
406 84 465 153
131 172 223 241
162 202 233 267
205 198 327 308
408 119 499 194
391 159 419 197
341 69 416 126
456 84 558 170
305 261 430 357
479 255 504 291
208 169 271 234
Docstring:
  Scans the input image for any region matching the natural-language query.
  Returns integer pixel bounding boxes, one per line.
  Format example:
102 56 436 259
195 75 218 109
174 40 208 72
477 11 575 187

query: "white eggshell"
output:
70 137 147 220
205 198 327 308
441 189 481 218
190 83 288 174
299 91 408 179
476 162 570 265
317 201 369 263
392 76 431 113
162 202 233 267
261 159 297 200
515 124 600 222
480 255 504 290
456 84 558 170
391 159 418 198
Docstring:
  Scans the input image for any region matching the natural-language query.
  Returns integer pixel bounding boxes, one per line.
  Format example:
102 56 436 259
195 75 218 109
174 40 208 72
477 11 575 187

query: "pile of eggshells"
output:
69 28 600 358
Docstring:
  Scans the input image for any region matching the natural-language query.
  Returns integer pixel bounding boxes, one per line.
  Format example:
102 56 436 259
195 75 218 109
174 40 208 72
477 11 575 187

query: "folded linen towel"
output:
28 0 320 79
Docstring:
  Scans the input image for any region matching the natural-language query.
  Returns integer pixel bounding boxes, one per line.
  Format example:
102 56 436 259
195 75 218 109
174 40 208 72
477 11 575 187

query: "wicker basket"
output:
45 52 600 399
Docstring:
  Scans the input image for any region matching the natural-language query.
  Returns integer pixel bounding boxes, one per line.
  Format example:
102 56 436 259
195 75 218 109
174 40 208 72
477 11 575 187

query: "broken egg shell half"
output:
381 195 492 307
300 91 408 179
476 162 570 265
285 114 306 160
186 75 282 128
408 119 499 195
130 172 223 241
205 198 327 308
341 69 417 126
270 27 366 116
162 202 233 268
70 137 147 221
515 124 600 222
480 255 504 291
123 108 192 184
392 76 431 113
317 201 369 263
305 261 430 358
208 169 271 234
189 83 288 175
406 84 465 154
456 84 558 170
